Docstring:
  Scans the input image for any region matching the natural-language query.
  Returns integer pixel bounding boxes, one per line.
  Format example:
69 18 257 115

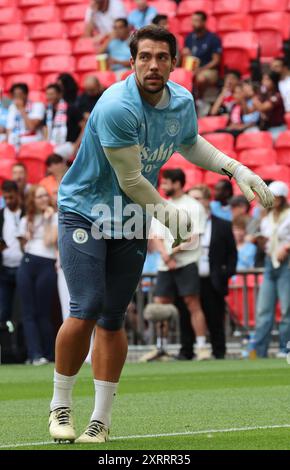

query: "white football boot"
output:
75 420 109 444
49 407 76 443
196 346 211 361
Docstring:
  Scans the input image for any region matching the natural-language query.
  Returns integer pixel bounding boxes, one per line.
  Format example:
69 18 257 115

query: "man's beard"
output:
165 189 175 197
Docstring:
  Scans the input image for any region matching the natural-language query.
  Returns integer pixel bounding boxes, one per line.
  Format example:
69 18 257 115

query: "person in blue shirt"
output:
128 0 157 30
210 180 233 222
49 25 274 445
183 11 222 97
233 215 257 270
97 18 131 73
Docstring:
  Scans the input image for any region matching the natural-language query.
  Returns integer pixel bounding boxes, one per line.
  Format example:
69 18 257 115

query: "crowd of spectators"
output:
0 0 290 363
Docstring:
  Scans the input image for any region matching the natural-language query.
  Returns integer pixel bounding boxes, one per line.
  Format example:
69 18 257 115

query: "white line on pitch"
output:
0 424 290 449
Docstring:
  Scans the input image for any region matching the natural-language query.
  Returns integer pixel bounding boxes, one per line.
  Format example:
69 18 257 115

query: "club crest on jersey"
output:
165 119 180 137
73 228 88 244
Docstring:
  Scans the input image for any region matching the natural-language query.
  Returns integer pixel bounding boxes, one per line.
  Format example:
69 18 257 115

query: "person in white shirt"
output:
0 181 24 324
152 169 210 360
84 0 126 44
6 83 45 150
17 185 58 366
255 181 290 358
270 57 290 113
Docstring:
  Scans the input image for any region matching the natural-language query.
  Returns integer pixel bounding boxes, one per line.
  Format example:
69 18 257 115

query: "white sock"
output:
196 336 206 348
156 337 167 348
90 379 118 428
50 370 77 411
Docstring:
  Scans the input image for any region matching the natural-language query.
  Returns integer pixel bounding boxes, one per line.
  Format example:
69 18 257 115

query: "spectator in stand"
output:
97 18 131 76
152 169 211 360
232 215 257 270
39 154 68 199
183 11 222 97
12 163 31 208
17 185 58 365
84 0 126 45
255 181 290 358
216 84 260 138
128 0 157 30
252 72 286 140
210 70 241 116
210 179 233 222
57 74 79 106
0 181 24 324
75 76 104 119
190 184 237 359
270 57 290 113
0 88 9 143
6 84 45 150
152 14 180 64
43 84 84 161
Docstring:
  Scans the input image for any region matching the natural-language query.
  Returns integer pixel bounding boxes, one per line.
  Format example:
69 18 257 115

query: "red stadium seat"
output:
23 6 61 24
0 8 22 24
39 56 75 74
162 152 193 171
222 32 259 74
67 21 84 38
213 0 250 15
80 72 117 89
35 39 72 57
19 0 55 5
285 113 290 129
77 55 97 72
5 74 42 92
204 172 228 187
2 57 39 75
62 4 88 22
17 157 46 184
0 143 17 160
73 38 96 55
275 131 290 165
29 22 68 41
0 0 18 5
239 148 277 167
253 13 289 59
203 132 235 152
56 0 88 3
183 169 204 190
0 24 27 42
168 17 180 35
198 115 229 134
0 159 18 186
19 141 54 160
236 131 273 153
216 14 253 35
256 164 290 183
120 70 134 80
169 68 193 92
250 0 288 13
29 91 46 103
0 41 34 59
148 1 177 17
177 0 213 17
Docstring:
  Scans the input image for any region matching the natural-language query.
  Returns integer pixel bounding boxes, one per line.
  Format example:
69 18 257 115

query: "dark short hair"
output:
193 11 207 22
215 179 233 197
46 153 65 167
162 169 186 188
230 195 250 212
114 18 129 27
2 180 19 193
152 14 168 26
129 25 176 60
46 83 62 94
226 69 241 80
10 83 29 96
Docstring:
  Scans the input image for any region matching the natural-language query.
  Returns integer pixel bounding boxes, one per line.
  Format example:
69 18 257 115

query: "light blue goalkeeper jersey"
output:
58 73 198 234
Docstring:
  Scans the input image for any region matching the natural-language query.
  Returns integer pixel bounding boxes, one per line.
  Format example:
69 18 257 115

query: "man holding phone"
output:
0 181 24 324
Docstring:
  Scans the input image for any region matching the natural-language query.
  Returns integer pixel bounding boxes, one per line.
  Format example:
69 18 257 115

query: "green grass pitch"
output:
0 359 290 450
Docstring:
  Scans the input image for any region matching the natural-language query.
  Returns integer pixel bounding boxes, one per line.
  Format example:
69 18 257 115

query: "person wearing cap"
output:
255 181 290 358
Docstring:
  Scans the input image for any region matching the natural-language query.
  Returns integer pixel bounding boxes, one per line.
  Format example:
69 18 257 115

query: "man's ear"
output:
130 57 135 70
170 57 177 72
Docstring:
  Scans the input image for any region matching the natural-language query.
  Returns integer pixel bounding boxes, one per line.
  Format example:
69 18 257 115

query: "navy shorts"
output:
58 211 147 330
154 262 200 298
